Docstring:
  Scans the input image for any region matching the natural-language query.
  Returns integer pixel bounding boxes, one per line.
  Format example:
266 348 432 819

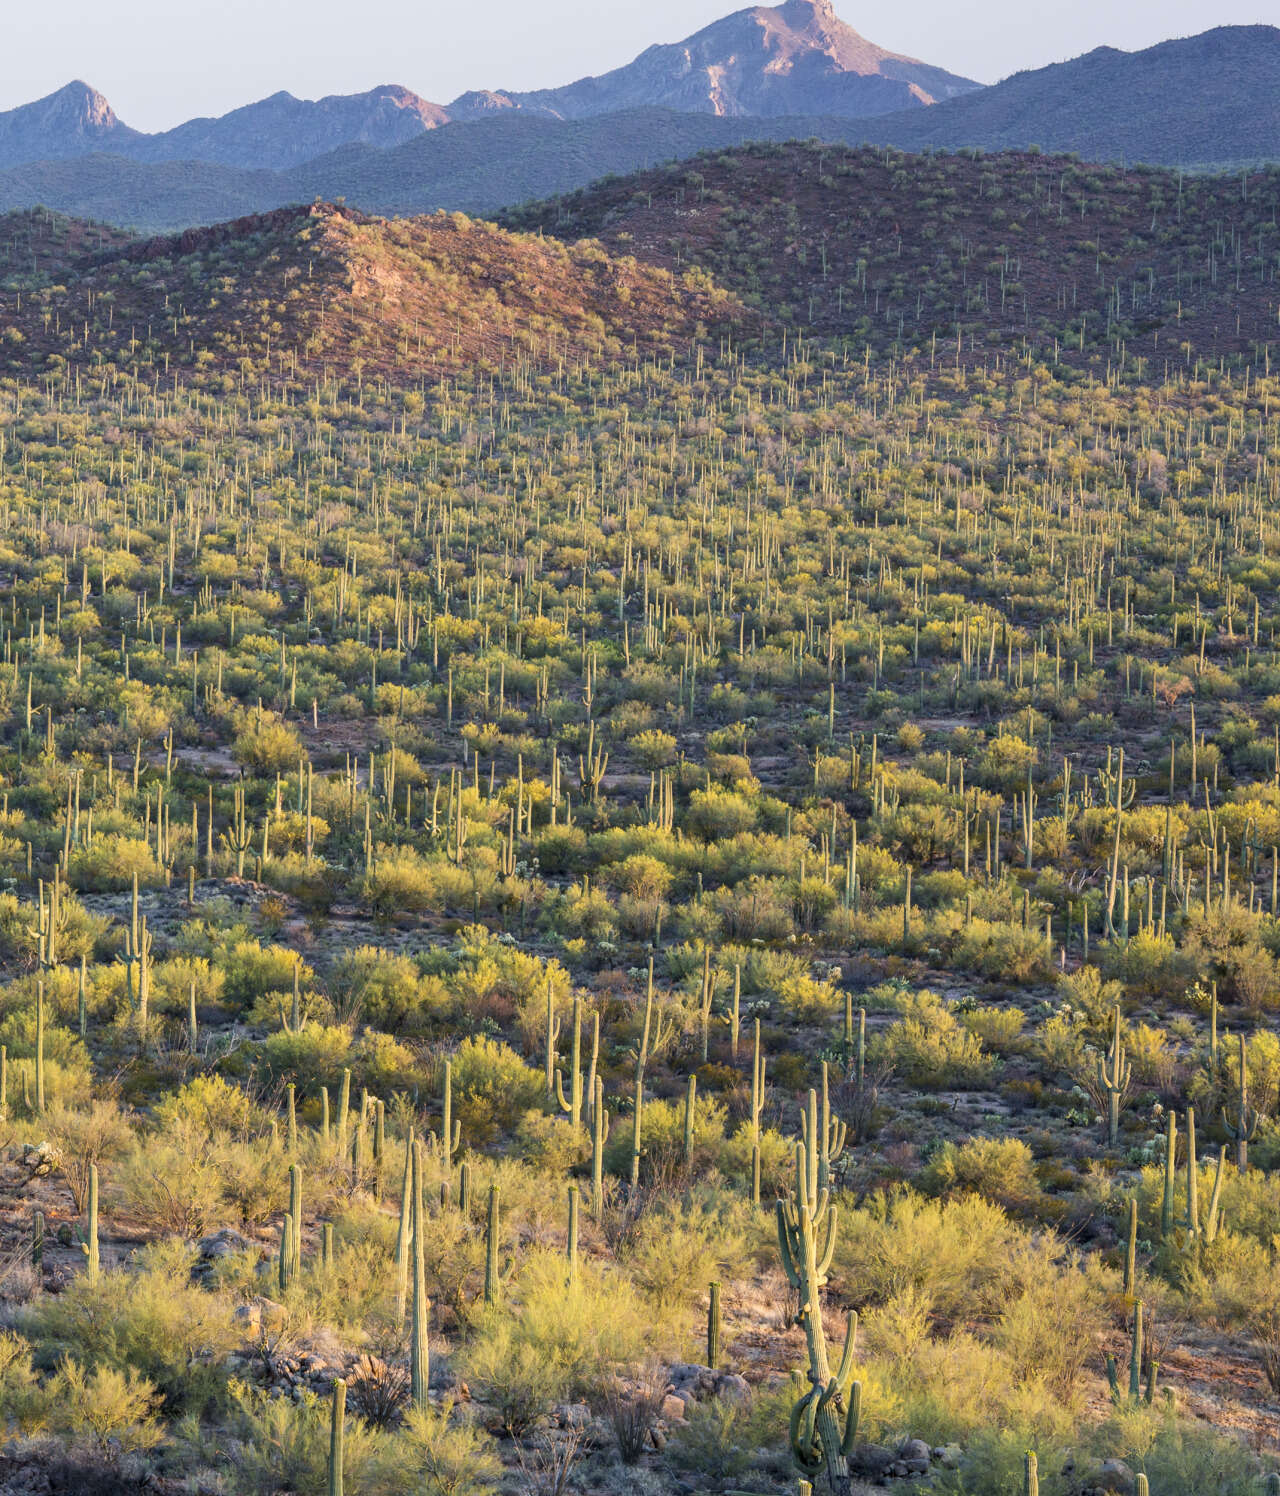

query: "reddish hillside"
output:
0 202 742 385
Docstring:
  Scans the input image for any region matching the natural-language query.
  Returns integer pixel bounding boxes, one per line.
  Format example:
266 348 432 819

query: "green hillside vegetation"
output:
508 142 1280 364
0 150 1276 1494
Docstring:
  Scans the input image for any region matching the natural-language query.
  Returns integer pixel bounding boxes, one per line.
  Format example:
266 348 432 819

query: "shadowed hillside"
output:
506 141 1280 366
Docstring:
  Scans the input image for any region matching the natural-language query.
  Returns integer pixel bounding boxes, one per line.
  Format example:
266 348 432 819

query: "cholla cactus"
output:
776 1139 860 1494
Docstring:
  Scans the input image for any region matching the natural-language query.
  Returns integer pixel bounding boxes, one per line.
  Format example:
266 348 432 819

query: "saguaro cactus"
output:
590 1074 609 1220
683 1074 697 1166
394 1127 415 1321
278 1213 294 1293
749 1018 766 1206
566 1184 580 1284
34 982 45 1115
801 1064 847 1193
81 1163 100 1283
288 1165 303 1279
776 1139 860 1494
410 1143 430 1409
1097 1004 1131 1147
1024 1453 1039 1496
1106 1300 1157 1404
328 1377 346 1496
543 975 561 1102
554 992 583 1133
1221 1032 1259 1169
708 1280 722 1368
439 1060 461 1172
117 877 153 1047
484 1183 501 1304
1159 1111 1177 1240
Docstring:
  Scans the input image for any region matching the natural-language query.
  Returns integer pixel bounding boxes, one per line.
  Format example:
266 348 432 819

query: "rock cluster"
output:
662 1360 751 1418
850 1439 963 1482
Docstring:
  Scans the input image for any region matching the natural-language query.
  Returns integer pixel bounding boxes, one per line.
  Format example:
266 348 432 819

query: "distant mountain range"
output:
0 7 1272 234
0 81 448 171
0 0 974 173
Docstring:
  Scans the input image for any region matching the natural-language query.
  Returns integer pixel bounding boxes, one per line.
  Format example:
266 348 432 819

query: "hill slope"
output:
866 26 1280 165
0 203 741 384
506 140 1280 365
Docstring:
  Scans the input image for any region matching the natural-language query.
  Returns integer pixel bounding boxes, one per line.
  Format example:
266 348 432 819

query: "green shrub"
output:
875 991 995 1088
220 940 312 1010
920 1137 1040 1211
446 1037 544 1140
620 1193 752 1317
49 1359 163 1454
667 1382 794 1489
458 1250 660 1431
330 945 442 1031
22 1241 238 1413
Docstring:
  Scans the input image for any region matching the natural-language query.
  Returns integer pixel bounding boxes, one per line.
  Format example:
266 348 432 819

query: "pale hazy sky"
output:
2 0 1270 130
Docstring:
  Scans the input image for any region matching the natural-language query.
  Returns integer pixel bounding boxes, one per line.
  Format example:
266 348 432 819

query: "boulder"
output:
1095 1459 1136 1495
660 1393 689 1423
199 1228 250 1260
849 1442 897 1481
899 1437 932 1473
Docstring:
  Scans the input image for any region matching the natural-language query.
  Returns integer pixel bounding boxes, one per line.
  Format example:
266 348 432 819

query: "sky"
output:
1 0 1270 130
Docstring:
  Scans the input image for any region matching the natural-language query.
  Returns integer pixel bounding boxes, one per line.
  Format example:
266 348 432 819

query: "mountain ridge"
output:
856 24 1280 165
0 0 975 172
0 18 1273 236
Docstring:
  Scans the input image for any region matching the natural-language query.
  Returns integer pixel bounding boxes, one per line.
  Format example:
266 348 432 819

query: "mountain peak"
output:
0 80 133 163
44 80 119 128
453 0 979 121
776 0 838 24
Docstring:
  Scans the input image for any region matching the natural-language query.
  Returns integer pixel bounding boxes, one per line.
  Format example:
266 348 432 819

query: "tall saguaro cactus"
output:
749 1018 766 1206
1222 1032 1259 1169
410 1142 430 1409
81 1163 100 1283
1097 1004 1131 1147
328 1377 346 1496
590 1074 609 1220
776 1138 860 1495
554 992 583 1133
801 1064 847 1193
